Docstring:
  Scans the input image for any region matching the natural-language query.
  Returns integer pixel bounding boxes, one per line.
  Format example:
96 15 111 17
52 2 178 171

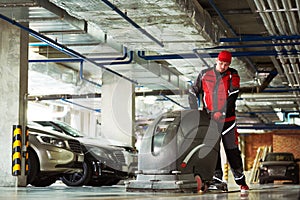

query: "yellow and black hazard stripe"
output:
12 125 22 176
25 127 29 175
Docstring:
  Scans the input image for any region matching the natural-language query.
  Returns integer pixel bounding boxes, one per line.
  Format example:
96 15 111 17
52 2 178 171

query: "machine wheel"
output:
61 161 92 186
195 175 208 194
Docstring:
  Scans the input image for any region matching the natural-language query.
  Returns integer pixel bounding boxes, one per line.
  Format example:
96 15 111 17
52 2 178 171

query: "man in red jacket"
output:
188 50 249 193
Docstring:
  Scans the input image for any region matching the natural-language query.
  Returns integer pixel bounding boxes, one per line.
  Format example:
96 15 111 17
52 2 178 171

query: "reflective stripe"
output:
221 122 236 135
228 89 239 96
203 93 208 108
234 174 245 180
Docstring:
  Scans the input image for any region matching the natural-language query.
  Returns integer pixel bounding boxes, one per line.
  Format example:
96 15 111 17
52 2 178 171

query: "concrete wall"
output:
101 71 135 146
0 19 28 186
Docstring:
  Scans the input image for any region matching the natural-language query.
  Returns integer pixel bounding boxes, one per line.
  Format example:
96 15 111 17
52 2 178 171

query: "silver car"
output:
27 125 84 187
31 121 132 186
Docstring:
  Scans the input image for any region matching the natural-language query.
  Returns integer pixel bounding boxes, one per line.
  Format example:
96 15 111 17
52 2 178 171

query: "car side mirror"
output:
295 158 300 162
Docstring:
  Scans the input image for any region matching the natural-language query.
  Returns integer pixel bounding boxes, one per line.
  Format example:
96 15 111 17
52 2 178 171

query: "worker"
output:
188 50 249 193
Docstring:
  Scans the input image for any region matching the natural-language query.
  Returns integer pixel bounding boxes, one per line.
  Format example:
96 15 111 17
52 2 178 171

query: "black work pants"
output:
215 121 246 186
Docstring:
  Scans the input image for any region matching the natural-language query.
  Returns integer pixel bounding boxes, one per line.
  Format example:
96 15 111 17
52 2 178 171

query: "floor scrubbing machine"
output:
126 109 227 193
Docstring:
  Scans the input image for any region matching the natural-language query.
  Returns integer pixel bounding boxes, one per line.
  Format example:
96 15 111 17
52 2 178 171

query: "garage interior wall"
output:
242 130 300 171
0 19 28 186
273 131 300 159
242 133 273 171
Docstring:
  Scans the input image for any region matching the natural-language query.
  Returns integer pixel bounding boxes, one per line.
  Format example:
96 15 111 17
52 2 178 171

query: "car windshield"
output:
265 153 294 161
34 121 85 138
54 121 84 138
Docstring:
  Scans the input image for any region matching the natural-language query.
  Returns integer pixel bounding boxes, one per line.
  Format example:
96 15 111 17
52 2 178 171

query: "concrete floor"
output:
1 181 299 200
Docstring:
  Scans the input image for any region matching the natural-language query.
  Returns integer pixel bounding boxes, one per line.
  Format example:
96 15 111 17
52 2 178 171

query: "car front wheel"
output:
293 176 299 184
27 149 57 187
61 161 92 186
259 178 266 184
27 149 39 185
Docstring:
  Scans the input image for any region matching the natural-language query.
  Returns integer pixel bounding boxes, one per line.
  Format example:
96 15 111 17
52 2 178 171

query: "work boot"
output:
240 184 249 193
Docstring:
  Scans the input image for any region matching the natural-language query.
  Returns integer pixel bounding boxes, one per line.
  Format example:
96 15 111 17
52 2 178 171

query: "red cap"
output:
218 50 232 63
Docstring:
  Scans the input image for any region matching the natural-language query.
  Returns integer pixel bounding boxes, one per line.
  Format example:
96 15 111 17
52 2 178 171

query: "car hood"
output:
77 137 122 151
261 161 296 166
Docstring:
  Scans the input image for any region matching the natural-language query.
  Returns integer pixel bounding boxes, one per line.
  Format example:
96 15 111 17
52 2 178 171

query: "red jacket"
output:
189 67 240 120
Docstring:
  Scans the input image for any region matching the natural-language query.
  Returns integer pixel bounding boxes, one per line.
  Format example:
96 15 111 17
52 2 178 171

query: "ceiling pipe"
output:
137 50 198 60
253 0 300 110
253 0 277 35
29 58 82 63
207 0 257 72
29 47 133 65
28 93 102 101
0 13 138 85
262 88 300 93
268 0 299 87
240 69 278 93
29 43 130 61
138 49 299 61
98 50 133 65
220 35 300 43
287 112 300 123
192 50 211 68
80 61 102 87
237 123 300 130
241 93 299 99
206 0 236 36
29 47 134 88
237 110 299 126
282 0 298 35
241 97 300 101
29 46 129 62
61 98 101 113
79 51 133 87
267 0 287 35
138 50 294 95
101 0 164 47
160 94 188 109
296 1 300 23
201 41 300 50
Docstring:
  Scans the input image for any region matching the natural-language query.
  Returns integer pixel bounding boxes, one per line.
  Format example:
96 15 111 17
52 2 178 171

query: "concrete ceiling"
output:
0 0 300 130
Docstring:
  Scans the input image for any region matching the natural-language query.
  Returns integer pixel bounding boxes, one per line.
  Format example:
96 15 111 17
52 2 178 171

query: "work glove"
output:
213 112 223 120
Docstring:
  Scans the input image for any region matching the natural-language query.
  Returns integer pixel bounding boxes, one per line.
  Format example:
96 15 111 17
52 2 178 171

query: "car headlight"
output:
88 147 114 160
260 166 268 171
39 136 66 148
287 166 295 170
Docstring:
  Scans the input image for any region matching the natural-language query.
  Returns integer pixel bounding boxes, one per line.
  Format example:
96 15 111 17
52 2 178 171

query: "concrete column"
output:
0 20 28 186
101 72 135 146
